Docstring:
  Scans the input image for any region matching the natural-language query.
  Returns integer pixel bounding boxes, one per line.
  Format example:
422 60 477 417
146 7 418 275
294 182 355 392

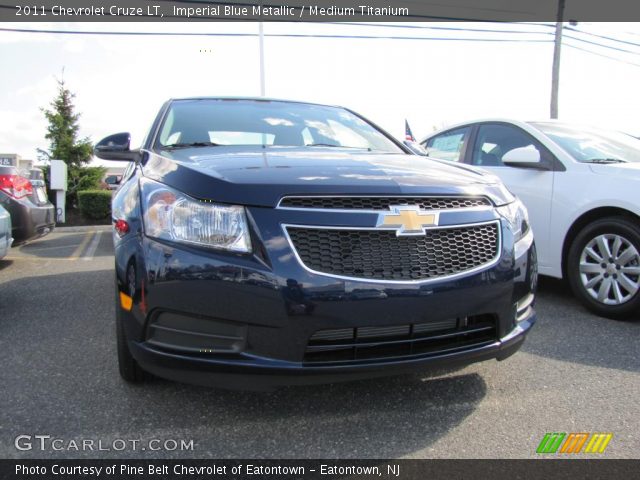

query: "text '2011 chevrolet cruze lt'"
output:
95 98 537 389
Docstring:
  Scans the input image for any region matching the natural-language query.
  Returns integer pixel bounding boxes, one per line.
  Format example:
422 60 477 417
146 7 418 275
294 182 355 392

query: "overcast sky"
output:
1 21 639 168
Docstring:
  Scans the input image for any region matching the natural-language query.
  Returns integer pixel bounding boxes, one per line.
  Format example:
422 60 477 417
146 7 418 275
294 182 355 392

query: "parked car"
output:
95 98 537 389
0 165 55 245
0 204 12 259
421 120 640 319
104 174 123 190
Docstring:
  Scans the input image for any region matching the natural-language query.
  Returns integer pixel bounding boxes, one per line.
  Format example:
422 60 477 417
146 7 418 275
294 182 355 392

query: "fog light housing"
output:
145 311 247 354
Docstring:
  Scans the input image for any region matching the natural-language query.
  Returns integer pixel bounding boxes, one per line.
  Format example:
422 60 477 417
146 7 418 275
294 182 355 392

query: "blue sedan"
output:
94 97 537 389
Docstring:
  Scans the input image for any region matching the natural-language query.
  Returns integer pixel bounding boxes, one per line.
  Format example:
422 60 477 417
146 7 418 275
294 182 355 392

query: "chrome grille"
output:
304 315 497 364
279 196 491 210
286 222 499 282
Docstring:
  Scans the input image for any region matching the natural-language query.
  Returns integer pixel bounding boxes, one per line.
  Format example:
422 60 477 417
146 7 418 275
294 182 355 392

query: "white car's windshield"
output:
532 122 640 163
156 99 404 154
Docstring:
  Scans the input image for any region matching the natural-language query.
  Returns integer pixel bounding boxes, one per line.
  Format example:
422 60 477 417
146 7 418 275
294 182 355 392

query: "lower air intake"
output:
304 315 497 364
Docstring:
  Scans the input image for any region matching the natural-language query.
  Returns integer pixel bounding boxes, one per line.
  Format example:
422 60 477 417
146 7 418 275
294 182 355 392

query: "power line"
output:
0 26 554 42
333 21 640 55
565 25 640 48
563 33 640 57
0 27 256 37
324 21 640 55
3 23 640 58
572 21 640 39
323 21 553 35
564 42 640 68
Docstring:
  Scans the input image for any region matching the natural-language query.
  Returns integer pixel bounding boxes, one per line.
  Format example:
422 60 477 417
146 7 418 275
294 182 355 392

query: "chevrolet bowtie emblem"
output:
376 206 440 236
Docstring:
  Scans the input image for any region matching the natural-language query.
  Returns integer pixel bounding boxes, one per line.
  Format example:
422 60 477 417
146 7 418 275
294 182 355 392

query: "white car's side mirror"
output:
502 146 541 166
403 140 428 156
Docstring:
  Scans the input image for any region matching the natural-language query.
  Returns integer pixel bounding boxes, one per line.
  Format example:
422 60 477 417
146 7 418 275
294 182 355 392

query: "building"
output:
0 153 34 172
104 166 126 178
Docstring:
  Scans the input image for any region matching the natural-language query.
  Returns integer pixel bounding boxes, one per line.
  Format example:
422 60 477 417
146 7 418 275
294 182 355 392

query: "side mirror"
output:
94 133 140 162
403 140 428 156
502 146 543 168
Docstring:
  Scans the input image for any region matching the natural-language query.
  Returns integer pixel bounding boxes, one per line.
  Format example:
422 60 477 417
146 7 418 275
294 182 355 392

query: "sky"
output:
0 21 639 169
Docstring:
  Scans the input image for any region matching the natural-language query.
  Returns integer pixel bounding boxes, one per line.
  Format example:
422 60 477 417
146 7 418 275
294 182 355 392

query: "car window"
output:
424 127 470 162
155 99 404 153
209 132 276 145
471 124 542 167
29 169 44 181
158 109 176 146
531 122 640 163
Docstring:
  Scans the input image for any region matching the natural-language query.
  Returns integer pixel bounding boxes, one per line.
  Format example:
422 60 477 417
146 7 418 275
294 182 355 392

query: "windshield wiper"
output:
306 143 371 151
161 142 220 150
585 158 627 164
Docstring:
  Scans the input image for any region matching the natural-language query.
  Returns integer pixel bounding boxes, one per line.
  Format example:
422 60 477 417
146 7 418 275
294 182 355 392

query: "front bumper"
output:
130 313 534 389
115 212 537 388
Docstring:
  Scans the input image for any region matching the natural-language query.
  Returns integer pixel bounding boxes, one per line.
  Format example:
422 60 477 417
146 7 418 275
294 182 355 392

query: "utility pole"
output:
258 0 266 98
258 21 266 96
550 0 565 119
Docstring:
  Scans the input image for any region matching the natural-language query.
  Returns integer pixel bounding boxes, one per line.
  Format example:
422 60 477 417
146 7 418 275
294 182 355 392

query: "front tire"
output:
115 264 145 383
567 217 640 320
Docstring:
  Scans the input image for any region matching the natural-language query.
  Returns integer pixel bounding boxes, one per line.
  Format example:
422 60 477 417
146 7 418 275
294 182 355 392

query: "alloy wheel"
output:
579 233 640 305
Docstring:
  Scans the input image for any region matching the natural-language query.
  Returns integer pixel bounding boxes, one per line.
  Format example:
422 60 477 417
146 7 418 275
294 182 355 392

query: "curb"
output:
54 225 112 233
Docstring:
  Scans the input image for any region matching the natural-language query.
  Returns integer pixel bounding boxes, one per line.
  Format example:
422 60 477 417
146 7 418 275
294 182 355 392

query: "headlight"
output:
496 198 530 243
142 180 251 253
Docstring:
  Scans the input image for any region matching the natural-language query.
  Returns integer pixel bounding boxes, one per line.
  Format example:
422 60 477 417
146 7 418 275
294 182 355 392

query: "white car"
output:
421 120 640 319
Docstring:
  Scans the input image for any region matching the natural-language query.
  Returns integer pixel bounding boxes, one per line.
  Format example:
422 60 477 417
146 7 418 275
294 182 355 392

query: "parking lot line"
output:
68 231 95 260
20 244 81 252
2 255 79 262
82 231 103 261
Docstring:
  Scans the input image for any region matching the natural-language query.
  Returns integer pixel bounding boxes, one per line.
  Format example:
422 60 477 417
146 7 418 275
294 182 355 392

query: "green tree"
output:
42 78 93 168
41 78 102 208
68 165 106 195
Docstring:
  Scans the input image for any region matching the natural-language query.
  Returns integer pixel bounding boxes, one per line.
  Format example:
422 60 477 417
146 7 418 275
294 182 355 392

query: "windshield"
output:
156 99 403 153
532 122 640 163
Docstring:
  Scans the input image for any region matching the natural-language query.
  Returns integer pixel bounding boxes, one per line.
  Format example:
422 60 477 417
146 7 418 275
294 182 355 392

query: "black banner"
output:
3 0 640 22
3 460 640 480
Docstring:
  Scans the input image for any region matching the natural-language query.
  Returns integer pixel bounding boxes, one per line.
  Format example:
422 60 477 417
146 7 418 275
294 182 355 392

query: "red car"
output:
0 165 55 245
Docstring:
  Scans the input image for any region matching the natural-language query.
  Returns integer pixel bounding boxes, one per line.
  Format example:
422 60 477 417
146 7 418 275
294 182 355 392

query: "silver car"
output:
0 204 12 259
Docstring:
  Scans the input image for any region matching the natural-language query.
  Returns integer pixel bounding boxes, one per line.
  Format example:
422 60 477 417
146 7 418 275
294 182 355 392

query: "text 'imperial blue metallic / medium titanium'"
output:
95 98 537 390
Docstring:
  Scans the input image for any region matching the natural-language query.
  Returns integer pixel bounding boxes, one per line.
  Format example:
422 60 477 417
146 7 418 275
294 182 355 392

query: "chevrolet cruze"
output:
95 98 537 389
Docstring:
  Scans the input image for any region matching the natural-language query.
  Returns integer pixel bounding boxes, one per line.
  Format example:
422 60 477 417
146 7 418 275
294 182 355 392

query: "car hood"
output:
142 147 512 207
588 161 640 177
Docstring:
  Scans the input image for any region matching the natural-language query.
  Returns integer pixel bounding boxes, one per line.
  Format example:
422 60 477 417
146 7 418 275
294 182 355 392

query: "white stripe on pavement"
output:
82 231 103 261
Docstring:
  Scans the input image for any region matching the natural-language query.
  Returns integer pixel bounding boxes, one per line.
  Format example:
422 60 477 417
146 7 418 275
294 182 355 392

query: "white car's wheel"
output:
568 217 640 320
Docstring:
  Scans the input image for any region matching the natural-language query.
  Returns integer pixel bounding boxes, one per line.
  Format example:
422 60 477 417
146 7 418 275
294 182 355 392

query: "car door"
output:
466 122 555 269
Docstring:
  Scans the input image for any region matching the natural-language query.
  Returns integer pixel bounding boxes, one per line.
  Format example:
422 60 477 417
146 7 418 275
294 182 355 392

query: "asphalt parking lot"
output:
0 228 638 459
